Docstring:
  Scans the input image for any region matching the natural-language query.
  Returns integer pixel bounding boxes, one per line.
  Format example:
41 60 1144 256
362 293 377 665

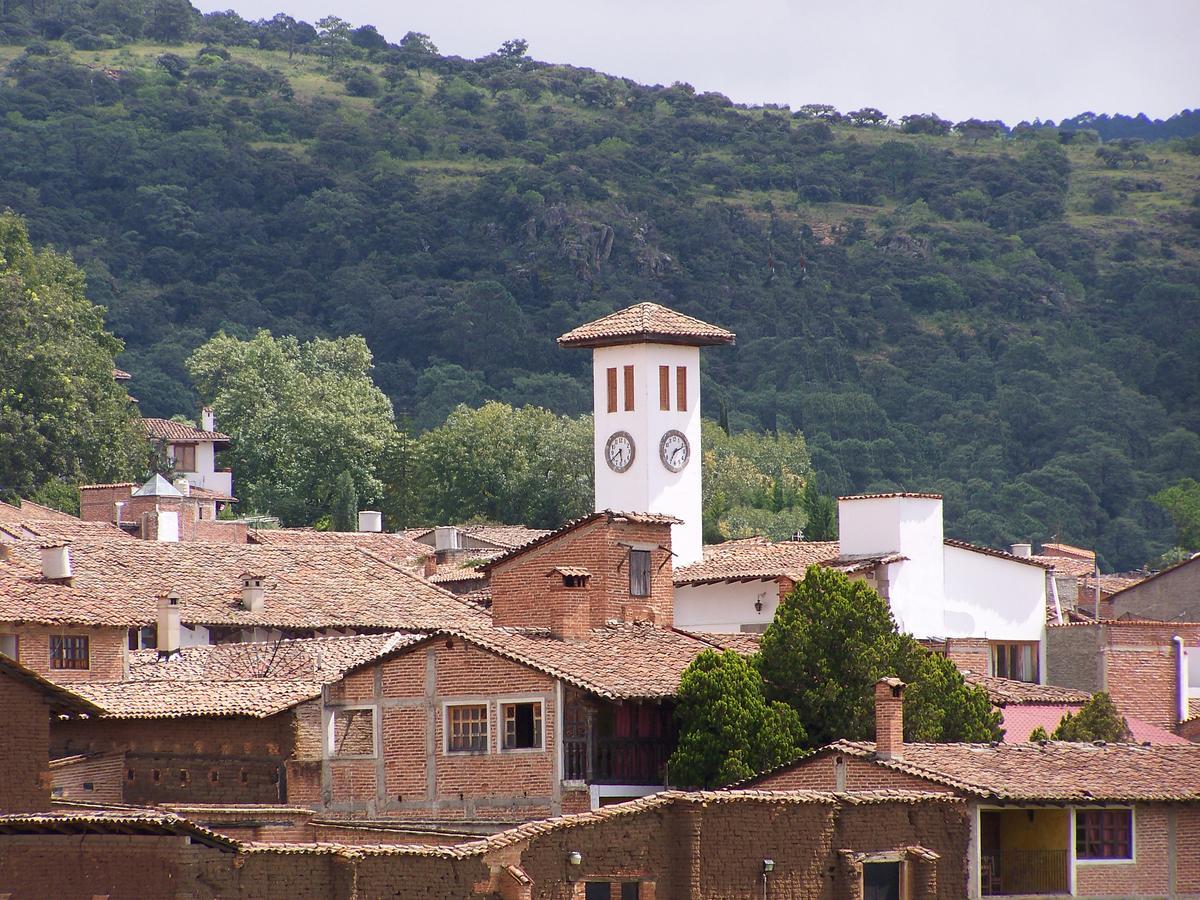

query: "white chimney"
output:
200 406 215 432
173 476 191 497
40 543 72 581
1010 543 1032 558
358 510 382 533
434 526 461 552
157 591 181 658
241 573 265 612
155 510 179 543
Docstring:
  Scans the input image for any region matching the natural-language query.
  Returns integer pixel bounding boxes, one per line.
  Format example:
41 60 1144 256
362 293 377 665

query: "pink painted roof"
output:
1000 703 1189 745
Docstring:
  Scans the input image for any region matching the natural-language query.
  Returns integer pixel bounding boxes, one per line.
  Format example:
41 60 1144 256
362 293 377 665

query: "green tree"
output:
1150 478 1200 551
316 16 353 68
187 330 399 525
702 422 813 540
668 649 806 789
0 211 146 498
396 31 438 75
330 469 358 532
144 0 193 42
1050 693 1132 742
799 480 837 540
758 566 1001 747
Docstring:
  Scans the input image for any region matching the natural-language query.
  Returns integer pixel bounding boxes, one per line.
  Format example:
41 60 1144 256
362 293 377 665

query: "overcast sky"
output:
194 0 1198 123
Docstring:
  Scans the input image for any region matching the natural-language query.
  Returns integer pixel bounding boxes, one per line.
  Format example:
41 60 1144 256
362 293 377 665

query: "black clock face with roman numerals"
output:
660 430 690 472
605 431 635 473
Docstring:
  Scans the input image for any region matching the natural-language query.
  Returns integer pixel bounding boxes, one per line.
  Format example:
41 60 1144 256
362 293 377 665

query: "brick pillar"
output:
874 677 905 761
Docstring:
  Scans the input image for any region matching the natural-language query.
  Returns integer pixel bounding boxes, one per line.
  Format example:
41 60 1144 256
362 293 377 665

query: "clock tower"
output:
558 302 735 565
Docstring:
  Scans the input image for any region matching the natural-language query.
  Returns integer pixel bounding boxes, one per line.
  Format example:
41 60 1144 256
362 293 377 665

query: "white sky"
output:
194 0 1199 123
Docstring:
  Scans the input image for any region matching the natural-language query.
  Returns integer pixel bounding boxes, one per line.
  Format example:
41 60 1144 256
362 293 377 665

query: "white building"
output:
141 407 234 499
557 302 735 566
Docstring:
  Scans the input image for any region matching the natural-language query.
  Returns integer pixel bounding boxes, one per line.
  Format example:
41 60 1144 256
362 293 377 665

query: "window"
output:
173 443 197 472
607 367 618 413
585 885 639 900
623 365 635 411
446 703 489 753
676 366 687 411
50 635 89 670
1186 647 1200 698
629 549 651 597
502 701 543 750
0 633 17 659
990 641 1038 683
863 861 901 900
1076 808 1133 860
329 707 376 758
562 574 589 588
659 365 670 410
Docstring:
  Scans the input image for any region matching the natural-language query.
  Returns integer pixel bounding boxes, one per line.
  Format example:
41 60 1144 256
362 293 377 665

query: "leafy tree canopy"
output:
1150 477 1200 552
0 210 146 499
1045 692 1132 743
668 649 806 789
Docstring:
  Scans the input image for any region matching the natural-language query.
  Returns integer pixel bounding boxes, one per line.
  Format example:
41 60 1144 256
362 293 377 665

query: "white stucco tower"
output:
558 303 735 565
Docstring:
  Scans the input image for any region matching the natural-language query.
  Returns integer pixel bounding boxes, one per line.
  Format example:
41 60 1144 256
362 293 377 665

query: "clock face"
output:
605 431 635 473
660 429 691 472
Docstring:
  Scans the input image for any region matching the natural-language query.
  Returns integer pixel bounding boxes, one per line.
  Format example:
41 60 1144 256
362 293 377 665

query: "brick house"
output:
79 475 241 542
1047 619 1200 731
0 654 100 813
0 789 970 898
744 679 1200 898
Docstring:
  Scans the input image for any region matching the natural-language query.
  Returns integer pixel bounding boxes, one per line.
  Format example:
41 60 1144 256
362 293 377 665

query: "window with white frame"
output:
501 700 543 751
446 703 489 753
328 707 376 758
1076 808 1133 860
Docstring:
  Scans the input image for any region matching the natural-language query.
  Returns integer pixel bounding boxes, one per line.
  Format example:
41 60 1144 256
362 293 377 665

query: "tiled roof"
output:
943 538 1052 569
838 492 943 501
71 679 326 719
0 518 131 542
187 485 238 503
673 538 902 585
0 500 81 524
6 541 488 632
0 811 238 849
1032 555 1096 578
679 630 763 655
246 528 430 565
960 672 1091 705
141 418 229 443
480 511 679 573
404 524 555 550
112 367 132 380
1040 542 1095 561
1082 572 1147 596
0 654 102 716
801 740 1200 802
0 559 145 627
556 302 735 348
998 704 1190 746
548 566 591 577
447 623 715 700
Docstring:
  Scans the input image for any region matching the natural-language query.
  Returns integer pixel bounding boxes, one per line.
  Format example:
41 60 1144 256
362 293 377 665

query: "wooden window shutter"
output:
606 367 618 413
676 366 688 411
624 365 635 411
659 366 670 410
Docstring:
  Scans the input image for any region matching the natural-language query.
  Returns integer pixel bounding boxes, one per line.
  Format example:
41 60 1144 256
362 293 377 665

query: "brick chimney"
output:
874 677 906 761
157 591 181 659
423 555 438 578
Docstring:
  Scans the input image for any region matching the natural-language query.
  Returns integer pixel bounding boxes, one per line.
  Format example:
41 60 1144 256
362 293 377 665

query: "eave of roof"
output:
556 302 736 349
944 538 1052 569
480 510 679 574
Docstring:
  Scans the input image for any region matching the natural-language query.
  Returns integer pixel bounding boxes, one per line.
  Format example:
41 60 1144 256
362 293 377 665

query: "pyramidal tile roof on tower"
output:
557 302 736 348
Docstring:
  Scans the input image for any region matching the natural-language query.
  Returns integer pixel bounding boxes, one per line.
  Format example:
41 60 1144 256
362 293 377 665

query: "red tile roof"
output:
246 528 429 565
112 367 132 380
959 672 1091 705
141 418 229 443
1032 555 1096 578
406 524 553 551
0 500 81 524
790 740 1200 802
6 541 487 632
1040 542 1095 561
0 811 238 849
557 302 735 348
187 485 238 503
72 679 326 720
673 538 902 585
0 654 102 716
0 559 145 627
998 704 1190 746
0 518 131 543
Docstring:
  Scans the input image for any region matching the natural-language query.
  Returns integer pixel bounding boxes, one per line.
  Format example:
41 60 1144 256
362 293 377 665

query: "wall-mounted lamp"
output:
568 850 582 867
762 858 775 873
755 592 766 614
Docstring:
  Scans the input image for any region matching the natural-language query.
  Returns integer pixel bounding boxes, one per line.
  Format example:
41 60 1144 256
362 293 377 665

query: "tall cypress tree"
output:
330 470 358 532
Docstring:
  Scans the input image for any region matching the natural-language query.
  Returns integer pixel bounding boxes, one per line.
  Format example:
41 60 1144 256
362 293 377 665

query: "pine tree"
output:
1050 692 1132 742
330 470 358 532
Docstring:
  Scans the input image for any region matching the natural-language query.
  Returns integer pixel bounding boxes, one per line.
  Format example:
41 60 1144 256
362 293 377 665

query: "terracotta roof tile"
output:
0 559 145 627
187 485 237 503
141 418 229 443
943 538 1051 569
0 500 82 524
6 541 487 632
246 529 429 565
998 704 1190 745
1040 542 1096 561
557 302 735 348
838 492 943 501
72 679 326 719
0 811 238 849
674 538 901 585
1032 555 1096 578
112 367 132 380
679 630 763 655
0 654 102 715
809 740 1200 802
0 518 131 543
960 671 1092 705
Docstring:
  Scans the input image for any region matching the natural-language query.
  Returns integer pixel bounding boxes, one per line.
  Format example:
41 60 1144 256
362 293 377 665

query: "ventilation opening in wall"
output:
82 782 94 792
178 769 189 787
151 769 161 784
209 769 220 784
240 769 249 785
126 768 135 782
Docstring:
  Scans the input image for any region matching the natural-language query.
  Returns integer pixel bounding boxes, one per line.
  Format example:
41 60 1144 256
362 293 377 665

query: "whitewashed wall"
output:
674 580 779 632
942 544 1047 643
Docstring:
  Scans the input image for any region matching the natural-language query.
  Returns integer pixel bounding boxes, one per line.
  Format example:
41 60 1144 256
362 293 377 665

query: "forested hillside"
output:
0 3 1198 568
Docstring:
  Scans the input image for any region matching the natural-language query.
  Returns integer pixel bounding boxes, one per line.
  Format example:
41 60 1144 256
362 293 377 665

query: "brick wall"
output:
2 624 128 682
750 752 954 794
50 752 125 805
489 517 675 637
1046 625 1104 694
1074 804 1171 897
319 637 562 821
0 670 52 812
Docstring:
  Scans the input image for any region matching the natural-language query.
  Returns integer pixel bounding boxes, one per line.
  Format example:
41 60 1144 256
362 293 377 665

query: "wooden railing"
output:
563 736 670 785
981 849 1069 896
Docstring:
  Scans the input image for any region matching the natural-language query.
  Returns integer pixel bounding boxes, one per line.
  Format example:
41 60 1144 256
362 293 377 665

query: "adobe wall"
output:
0 670 52 812
748 752 956 795
490 518 675 635
1108 558 1200 622
315 637 562 822
2 624 128 682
